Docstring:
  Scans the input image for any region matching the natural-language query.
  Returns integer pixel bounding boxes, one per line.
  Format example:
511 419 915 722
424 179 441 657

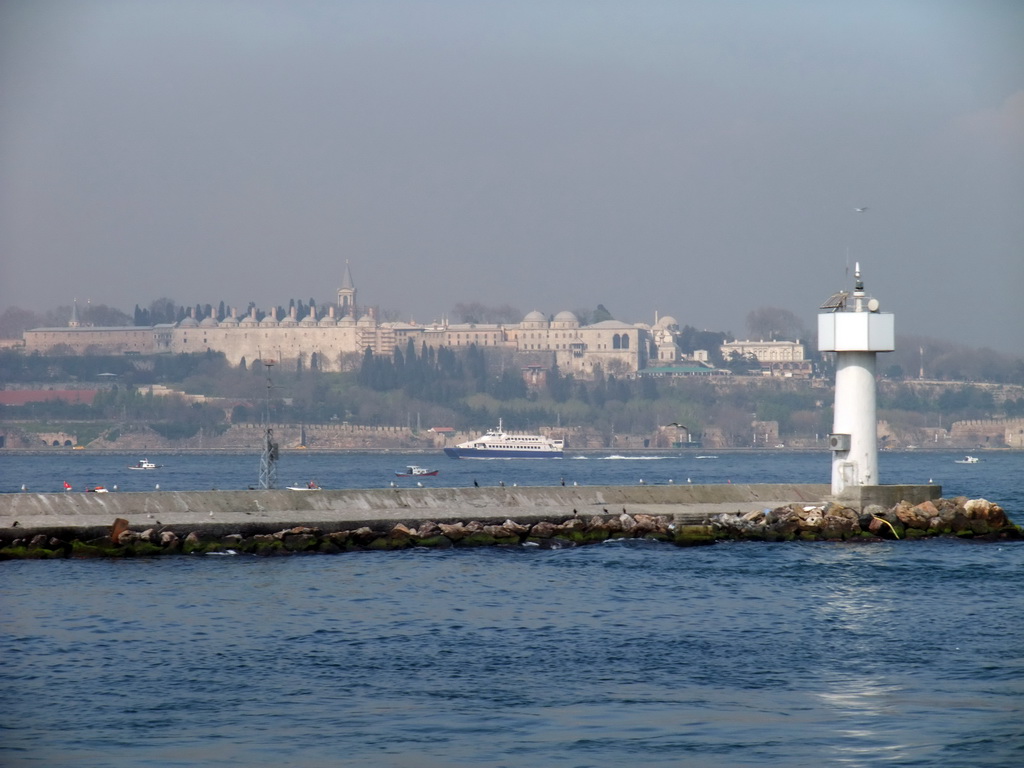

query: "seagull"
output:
855 207 868 213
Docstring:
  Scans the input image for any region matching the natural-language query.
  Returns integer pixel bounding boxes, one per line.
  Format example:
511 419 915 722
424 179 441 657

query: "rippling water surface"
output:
2 451 1023 766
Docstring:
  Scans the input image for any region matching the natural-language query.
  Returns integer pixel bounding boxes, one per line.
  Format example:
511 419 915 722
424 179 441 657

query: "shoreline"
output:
2 446 1015 457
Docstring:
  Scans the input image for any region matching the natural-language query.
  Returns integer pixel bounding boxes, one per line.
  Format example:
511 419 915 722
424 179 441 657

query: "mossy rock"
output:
3 545 63 559
120 541 166 557
282 533 319 552
968 519 991 535
253 540 287 556
72 541 125 558
903 528 928 539
673 525 717 546
455 532 499 547
366 536 413 550
413 535 453 548
182 539 208 555
564 529 602 544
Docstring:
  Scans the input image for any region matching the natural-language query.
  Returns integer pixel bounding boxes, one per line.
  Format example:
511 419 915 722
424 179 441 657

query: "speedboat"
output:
287 481 323 490
128 459 161 470
444 419 564 459
954 456 980 464
395 466 439 477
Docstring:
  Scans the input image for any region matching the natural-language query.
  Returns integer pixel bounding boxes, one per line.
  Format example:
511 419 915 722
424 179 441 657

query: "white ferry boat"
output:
444 420 564 459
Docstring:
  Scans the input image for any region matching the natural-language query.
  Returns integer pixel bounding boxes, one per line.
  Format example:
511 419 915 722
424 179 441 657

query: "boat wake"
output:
597 455 676 461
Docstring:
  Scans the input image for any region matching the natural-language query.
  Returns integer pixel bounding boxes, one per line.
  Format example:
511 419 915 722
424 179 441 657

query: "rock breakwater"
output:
1 497 1016 559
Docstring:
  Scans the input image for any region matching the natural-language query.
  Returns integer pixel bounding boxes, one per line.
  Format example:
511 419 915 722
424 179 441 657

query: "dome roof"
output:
523 310 546 323
553 310 579 325
317 315 337 327
259 314 279 327
219 314 239 326
178 316 198 328
656 315 679 329
357 313 375 326
199 316 219 328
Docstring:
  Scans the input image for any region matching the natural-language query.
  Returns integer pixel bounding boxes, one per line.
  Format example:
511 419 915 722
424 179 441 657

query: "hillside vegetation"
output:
2 345 1023 449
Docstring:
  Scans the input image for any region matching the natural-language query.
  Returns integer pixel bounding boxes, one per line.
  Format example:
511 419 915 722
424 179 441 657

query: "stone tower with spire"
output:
337 262 356 318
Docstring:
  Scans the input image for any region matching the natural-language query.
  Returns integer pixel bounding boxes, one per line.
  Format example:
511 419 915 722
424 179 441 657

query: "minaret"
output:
68 299 81 328
818 263 894 496
337 261 356 318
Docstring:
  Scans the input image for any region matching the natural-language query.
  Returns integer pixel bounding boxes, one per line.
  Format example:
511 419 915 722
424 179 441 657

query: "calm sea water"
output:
2 451 1023 767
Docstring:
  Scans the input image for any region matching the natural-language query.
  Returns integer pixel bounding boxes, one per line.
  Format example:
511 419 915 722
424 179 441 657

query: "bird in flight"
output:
855 207 869 212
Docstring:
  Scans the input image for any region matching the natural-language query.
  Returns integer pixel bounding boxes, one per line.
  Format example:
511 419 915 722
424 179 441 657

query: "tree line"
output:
4 345 1023 446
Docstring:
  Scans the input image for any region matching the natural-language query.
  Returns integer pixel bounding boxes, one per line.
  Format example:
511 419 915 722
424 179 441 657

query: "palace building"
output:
22 267 714 379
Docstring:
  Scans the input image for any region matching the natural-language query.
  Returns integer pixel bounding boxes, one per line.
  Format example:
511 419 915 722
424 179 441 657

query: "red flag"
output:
63 481 71 490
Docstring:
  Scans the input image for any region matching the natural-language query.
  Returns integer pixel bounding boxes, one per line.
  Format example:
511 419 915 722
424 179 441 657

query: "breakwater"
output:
0 484 1017 558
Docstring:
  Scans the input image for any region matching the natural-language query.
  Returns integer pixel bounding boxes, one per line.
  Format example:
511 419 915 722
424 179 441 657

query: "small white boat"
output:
695 455 718 460
128 459 161 470
954 456 980 464
395 465 439 477
287 481 323 490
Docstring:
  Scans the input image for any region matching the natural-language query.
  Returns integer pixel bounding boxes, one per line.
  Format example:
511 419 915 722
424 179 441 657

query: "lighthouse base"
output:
834 484 941 511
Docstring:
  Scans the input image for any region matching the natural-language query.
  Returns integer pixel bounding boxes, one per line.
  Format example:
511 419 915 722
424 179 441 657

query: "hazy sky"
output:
2 1 1022 353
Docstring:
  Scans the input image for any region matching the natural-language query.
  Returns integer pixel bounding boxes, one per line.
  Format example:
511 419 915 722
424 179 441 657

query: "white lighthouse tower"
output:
818 263 894 496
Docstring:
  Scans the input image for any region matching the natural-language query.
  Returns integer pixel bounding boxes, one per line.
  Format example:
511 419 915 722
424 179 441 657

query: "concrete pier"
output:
0 483 837 540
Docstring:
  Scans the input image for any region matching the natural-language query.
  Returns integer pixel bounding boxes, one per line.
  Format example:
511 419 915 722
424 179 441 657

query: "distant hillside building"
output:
720 339 811 377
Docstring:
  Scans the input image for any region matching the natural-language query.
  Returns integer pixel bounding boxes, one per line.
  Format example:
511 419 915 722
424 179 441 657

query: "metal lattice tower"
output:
258 360 279 489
